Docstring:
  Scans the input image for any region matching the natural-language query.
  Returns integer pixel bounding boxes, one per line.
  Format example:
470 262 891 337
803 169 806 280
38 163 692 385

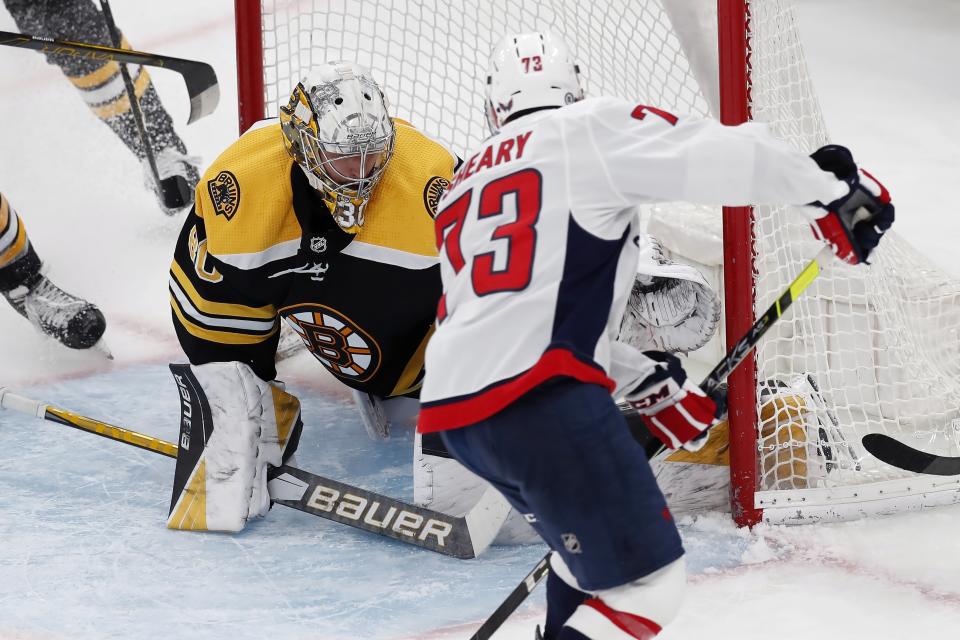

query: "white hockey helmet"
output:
485 31 583 134
280 61 395 234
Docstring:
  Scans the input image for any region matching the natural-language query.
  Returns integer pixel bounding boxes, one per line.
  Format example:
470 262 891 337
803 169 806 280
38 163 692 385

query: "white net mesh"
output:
749 2 960 495
251 0 960 518
256 0 713 157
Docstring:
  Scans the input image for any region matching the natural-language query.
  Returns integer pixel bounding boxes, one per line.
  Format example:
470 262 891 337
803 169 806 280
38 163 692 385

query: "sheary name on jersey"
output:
169 118 456 398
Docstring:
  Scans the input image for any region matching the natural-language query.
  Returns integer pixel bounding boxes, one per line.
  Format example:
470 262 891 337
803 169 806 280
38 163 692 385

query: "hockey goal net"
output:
234 0 960 525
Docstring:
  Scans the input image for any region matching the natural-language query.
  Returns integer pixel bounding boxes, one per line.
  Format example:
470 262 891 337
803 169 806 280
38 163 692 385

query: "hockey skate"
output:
3 273 106 350
145 146 201 216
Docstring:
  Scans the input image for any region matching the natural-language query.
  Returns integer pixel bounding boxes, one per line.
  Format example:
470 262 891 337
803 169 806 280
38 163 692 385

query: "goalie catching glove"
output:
809 144 894 265
167 362 302 532
624 351 721 452
619 236 720 354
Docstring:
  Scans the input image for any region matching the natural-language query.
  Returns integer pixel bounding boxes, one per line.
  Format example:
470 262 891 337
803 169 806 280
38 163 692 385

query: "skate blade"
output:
90 339 114 360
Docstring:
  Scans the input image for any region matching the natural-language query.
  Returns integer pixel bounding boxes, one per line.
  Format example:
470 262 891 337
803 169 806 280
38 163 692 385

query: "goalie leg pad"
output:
414 432 539 544
652 420 731 516
353 389 391 440
552 552 685 639
167 362 302 532
757 374 856 491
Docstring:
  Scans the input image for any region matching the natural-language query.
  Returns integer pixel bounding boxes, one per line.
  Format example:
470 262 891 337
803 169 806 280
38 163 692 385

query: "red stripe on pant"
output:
584 597 662 639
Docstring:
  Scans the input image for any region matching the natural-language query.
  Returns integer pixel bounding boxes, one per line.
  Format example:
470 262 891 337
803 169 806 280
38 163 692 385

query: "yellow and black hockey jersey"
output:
170 119 457 397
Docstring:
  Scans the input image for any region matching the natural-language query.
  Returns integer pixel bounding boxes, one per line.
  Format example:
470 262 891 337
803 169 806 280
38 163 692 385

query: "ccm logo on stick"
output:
306 485 454 546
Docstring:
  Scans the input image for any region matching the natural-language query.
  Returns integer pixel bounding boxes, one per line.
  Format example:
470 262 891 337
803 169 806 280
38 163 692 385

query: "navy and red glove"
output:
809 145 895 265
625 351 721 451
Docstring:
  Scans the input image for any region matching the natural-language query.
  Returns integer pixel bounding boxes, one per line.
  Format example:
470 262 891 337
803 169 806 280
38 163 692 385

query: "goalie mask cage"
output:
234 0 960 526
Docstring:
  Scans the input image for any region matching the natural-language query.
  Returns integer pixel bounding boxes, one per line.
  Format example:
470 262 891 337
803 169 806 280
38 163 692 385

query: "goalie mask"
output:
280 62 396 234
485 31 583 134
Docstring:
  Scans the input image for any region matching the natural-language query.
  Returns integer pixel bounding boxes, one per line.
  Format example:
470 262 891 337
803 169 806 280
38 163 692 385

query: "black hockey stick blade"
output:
861 433 960 476
0 30 219 123
468 552 551 640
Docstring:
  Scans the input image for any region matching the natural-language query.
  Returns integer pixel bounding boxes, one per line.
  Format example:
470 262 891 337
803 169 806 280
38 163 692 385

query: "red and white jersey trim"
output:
418 347 615 433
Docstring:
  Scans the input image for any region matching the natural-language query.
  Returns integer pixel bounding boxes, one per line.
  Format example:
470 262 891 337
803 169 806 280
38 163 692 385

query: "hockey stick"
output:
0 387 508 559
861 434 960 476
468 245 831 640
468 554 551 640
97 0 188 214
0 29 218 124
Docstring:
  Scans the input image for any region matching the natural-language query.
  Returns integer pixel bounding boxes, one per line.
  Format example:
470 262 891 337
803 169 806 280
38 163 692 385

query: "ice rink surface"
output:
0 1 959 638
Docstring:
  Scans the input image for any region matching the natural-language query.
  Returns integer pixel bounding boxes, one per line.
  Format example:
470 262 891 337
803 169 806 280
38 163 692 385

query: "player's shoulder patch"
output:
206 170 241 221
195 122 302 268
422 175 450 219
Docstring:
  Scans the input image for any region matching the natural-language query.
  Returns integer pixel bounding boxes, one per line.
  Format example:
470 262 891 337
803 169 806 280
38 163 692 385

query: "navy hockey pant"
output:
440 379 684 592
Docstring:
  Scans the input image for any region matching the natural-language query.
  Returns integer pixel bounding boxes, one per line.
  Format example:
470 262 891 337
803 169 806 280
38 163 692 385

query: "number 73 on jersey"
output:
434 168 543 321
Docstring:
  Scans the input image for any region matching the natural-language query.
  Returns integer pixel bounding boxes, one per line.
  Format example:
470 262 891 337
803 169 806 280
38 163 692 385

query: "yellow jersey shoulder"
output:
354 119 456 258
195 122 302 268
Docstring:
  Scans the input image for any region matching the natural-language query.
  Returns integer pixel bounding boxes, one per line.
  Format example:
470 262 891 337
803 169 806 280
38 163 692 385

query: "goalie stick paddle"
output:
0 386 506 559
861 433 960 476
0 29 218 124
469 246 831 639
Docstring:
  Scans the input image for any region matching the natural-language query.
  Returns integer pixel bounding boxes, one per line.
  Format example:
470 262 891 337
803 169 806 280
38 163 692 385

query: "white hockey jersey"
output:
417 96 846 433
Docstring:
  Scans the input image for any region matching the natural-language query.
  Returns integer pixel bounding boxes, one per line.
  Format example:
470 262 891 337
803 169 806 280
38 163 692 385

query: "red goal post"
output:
716 0 760 525
234 0 266 135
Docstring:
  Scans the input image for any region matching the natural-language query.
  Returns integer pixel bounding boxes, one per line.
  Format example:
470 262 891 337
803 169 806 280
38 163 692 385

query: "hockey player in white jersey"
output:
418 31 893 640
414 233 721 544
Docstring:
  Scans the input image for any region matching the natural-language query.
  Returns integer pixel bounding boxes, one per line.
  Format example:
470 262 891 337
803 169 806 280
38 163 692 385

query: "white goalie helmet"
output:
485 31 584 134
280 61 395 234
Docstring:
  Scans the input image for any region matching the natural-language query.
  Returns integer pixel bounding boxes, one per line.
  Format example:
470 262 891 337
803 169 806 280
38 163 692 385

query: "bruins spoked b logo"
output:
208 171 241 220
282 304 381 382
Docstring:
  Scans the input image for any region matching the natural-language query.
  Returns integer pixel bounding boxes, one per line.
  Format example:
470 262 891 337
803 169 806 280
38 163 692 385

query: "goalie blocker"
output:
168 362 303 531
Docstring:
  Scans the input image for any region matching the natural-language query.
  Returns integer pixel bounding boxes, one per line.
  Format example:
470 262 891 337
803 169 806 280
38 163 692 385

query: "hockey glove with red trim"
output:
809 145 895 265
625 351 720 452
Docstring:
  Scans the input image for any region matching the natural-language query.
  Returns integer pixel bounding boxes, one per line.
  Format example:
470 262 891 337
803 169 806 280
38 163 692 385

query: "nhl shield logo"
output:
422 176 450 219
207 171 241 220
310 236 327 253
561 533 582 554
